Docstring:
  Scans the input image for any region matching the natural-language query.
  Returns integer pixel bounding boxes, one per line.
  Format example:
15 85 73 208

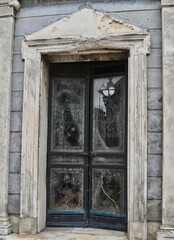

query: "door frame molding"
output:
19 9 150 240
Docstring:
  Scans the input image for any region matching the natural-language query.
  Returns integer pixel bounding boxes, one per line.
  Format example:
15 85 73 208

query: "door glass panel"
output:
92 168 124 212
51 77 85 152
50 168 84 210
93 76 125 152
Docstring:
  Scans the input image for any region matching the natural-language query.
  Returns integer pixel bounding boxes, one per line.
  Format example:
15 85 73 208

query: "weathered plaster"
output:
24 8 148 41
157 2 174 240
20 8 150 240
0 0 20 236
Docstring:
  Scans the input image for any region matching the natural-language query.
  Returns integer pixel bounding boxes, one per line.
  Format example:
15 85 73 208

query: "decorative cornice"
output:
161 0 174 6
0 0 20 11
9 0 20 11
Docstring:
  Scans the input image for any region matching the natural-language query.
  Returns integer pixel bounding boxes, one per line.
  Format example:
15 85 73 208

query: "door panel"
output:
51 77 85 152
89 63 127 231
50 168 84 210
47 62 127 231
47 64 89 227
92 168 125 212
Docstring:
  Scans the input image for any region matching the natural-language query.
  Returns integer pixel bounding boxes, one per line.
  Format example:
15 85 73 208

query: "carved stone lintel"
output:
0 5 14 17
0 0 11 4
161 0 174 6
9 0 20 11
0 0 20 12
0 217 12 236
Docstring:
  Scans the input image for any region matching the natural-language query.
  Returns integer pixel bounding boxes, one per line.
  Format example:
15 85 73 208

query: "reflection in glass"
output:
93 77 125 152
92 168 124 212
51 78 85 151
50 168 83 210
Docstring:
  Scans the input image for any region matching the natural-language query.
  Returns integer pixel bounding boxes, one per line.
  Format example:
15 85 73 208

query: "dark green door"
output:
47 61 127 231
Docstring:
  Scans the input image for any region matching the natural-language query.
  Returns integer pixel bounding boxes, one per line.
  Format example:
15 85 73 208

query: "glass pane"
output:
93 156 124 164
50 168 84 210
92 168 124 212
51 156 84 165
51 77 85 152
93 76 125 152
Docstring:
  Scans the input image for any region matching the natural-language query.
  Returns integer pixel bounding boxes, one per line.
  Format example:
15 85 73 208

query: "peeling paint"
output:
24 8 148 41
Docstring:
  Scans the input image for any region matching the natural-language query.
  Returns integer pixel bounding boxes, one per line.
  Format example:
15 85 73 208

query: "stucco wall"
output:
8 0 162 238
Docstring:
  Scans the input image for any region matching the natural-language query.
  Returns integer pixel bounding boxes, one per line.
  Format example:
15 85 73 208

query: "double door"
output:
47 61 127 231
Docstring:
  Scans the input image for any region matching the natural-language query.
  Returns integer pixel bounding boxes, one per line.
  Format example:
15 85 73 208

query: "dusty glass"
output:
51 77 85 152
92 168 124 212
93 76 125 152
50 168 84 210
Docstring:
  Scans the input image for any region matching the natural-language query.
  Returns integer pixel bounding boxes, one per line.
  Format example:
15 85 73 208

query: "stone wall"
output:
9 0 162 239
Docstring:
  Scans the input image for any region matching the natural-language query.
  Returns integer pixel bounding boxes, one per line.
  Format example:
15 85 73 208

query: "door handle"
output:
81 153 88 157
89 151 97 157
80 152 97 157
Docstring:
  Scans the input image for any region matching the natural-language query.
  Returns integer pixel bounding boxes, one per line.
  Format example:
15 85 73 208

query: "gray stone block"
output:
150 29 162 49
8 194 20 214
147 68 162 88
12 73 24 91
147 49 162 68
10 112 22 132
148 133 162 154
12 54 24 73
147 222 161 240
148 177 162 200
10 132 22 152
15 15 65 36
109 9 161 29
148 155 162 177
17 3 80 18
148 110 162 131
17 1 161 18
9 173 20 194
147 200 162 221
9 153 21 173
148 89 162 110
11 92 23 112
94 1 161 12
13 36 23 54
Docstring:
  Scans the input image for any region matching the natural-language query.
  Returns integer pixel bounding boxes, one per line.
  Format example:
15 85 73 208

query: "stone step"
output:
2 227 128 240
